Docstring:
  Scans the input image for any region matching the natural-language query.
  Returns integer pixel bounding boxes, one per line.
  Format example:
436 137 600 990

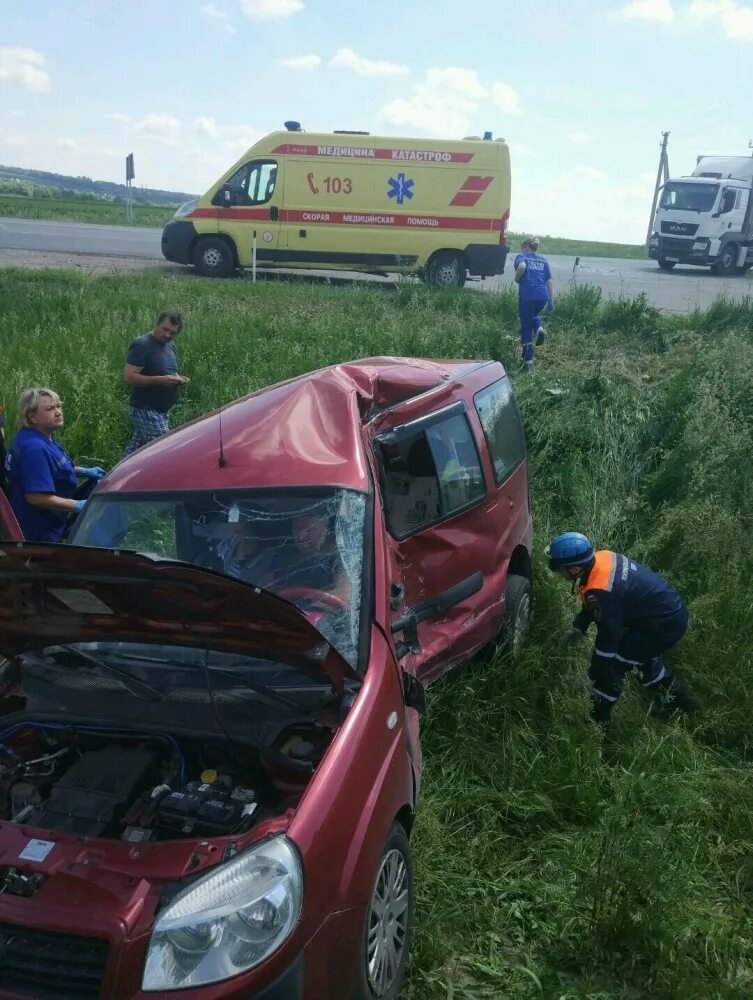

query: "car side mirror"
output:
711 212 720 218
212 184 236 207
402 672 426 715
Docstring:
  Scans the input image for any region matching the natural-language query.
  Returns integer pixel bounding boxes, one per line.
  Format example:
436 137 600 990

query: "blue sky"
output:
1 0 752 242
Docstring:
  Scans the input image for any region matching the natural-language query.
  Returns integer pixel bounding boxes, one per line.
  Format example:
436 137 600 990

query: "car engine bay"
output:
0 722 333 843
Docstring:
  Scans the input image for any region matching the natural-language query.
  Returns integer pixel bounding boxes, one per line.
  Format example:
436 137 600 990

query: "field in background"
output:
508 231 645 260
2 271 753 998
0 195 177 228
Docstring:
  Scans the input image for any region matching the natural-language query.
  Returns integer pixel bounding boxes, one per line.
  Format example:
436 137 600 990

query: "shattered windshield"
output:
69 489 368 668
659 181 719 213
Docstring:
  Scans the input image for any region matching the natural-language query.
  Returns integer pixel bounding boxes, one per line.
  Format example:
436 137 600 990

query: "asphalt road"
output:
2 216 751 312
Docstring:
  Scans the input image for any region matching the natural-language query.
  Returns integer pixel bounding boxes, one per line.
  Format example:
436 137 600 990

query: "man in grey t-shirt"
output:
122 310 190 457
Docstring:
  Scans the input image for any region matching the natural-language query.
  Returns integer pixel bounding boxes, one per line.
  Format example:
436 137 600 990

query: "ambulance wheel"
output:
193 237 236 277
427 251 466 288
657 258 676 271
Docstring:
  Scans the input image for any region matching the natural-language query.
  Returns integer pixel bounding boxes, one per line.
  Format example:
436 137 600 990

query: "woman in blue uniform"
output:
5 388 104 543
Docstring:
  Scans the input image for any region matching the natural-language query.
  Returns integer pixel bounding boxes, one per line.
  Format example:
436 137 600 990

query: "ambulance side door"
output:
214 159 282 266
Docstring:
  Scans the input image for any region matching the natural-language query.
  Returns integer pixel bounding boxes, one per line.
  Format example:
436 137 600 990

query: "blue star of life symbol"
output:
387 173 414 205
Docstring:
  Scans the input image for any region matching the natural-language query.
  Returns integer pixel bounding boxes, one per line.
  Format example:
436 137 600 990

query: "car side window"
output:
378 409 486 538
221 161 278 206
473 377 526 485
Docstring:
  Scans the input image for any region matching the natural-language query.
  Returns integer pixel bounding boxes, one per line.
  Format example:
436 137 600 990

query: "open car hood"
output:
0 543 359 692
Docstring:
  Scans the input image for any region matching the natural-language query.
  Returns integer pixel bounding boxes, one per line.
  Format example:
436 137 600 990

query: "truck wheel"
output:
500 573 531 660
356 823 413 1000
712 243 739 277
427 251 466 288
658 258 676 271
192 237 236 277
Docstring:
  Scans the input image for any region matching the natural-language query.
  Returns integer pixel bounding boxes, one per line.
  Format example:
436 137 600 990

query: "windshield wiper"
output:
53 644 165 700
111 651 316 714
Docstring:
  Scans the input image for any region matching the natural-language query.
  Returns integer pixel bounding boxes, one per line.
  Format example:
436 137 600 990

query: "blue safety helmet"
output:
546 531 595 571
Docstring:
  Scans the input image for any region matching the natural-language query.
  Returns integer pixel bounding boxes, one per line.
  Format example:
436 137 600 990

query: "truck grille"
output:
660 221 699 236
657 236 695 254
0 922 108 999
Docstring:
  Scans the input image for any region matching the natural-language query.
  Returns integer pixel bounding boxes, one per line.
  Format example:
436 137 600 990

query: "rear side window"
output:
473 377 526 484
378 408 486 538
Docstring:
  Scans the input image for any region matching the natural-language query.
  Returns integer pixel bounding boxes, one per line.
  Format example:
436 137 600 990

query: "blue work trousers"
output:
519 298 548 363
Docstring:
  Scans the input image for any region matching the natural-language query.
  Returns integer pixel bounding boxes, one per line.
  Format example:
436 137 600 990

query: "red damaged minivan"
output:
0 358 532 1000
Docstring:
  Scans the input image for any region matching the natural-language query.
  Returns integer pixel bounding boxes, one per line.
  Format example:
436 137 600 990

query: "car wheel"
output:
657 258 676 271
356 823 414 1000
712 243 738 277
192 237 236 277
427 251 466 288
501 573 531 659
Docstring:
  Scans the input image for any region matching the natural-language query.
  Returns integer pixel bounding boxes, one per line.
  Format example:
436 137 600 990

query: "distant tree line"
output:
0 166 195 205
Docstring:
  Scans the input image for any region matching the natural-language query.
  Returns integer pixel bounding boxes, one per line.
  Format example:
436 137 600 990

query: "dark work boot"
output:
648 676 698 721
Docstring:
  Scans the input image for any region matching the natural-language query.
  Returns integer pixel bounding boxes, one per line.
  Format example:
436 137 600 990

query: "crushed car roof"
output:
104 357 488 493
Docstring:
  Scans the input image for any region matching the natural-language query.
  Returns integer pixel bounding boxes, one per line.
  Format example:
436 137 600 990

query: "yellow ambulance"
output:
161 122 511 286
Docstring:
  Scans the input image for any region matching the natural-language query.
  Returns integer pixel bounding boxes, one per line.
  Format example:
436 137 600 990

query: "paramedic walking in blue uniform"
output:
514 237 553 372
547 532 695 722
5 388 105 542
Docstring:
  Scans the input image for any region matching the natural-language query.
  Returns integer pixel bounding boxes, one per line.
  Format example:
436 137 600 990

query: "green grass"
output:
2 272 753 998
508 232 645 260
0 195 178 228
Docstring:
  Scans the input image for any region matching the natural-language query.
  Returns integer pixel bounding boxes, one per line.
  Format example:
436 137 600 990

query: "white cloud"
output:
329 48 409 77
381 87 476 138
58 137 80 151
194 115 221 137
0 47 51 92
490 80 522 115
688 0 753 38
575 164 604 178
240 0 303 21
106 112 131 123
201 3 236 33
136 112 181 141
424 66 487 98
619 0 675 24
1 135 28 148
279 53 321 69
568 130 594 144
9 109 22 117
380 66 517 137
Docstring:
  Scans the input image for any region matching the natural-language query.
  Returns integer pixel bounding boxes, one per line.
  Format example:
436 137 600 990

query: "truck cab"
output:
648 155 753 276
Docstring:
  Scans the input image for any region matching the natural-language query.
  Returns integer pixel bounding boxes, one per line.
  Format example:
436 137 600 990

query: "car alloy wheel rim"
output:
366 847 409 996
204 247 222 268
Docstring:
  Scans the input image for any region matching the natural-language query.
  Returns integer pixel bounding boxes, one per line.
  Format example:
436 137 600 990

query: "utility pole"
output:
125 153 135 224
646 131 670 247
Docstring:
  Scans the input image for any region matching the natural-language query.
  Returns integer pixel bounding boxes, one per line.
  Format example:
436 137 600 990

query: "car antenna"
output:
217 400 228 468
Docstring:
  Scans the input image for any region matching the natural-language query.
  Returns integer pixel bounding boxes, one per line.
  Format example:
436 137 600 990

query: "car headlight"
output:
142 836 303 991
173 198 198 219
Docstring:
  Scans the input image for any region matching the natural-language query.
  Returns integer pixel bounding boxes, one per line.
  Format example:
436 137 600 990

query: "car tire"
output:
712 243 738 277
657 258 676 271
426 251 466 288
192 236 236 277
501 573 531 659
356 822 414 1000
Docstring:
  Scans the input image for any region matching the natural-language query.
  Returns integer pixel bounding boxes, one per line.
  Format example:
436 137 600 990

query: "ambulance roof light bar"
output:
284 121 303 131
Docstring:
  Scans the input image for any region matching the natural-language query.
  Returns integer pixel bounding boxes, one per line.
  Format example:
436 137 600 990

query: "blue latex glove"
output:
73 499 88 514
78 466 106 480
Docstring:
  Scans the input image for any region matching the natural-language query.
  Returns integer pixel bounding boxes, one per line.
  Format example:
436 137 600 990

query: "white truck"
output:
648 155 753 276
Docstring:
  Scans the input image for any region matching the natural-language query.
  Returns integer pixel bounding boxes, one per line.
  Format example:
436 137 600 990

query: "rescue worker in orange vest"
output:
547 532 694 722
